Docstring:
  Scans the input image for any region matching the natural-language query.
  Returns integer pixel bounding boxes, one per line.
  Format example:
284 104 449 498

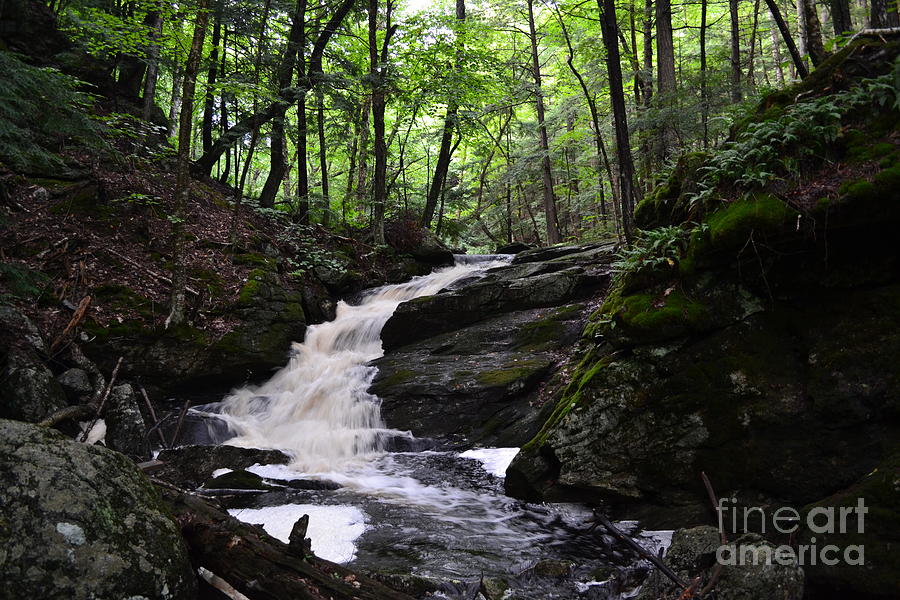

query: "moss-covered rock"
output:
0 419 197 599
633 152 710 230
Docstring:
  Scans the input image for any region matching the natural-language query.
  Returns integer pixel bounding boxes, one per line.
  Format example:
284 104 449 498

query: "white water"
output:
218 258 507 472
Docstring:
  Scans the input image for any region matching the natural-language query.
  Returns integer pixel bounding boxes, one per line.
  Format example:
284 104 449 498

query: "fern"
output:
0 51 102 173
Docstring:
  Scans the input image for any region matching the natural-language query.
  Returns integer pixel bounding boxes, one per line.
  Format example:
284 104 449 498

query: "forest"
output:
18 0 892 250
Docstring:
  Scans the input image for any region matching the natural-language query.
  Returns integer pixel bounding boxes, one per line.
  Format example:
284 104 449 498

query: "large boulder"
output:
155 444 292 489
372 304 586 446
381 246 613 351
0 418 197 599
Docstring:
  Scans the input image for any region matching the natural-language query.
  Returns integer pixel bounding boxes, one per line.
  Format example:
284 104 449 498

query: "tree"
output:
369 0 397 244
167 0 211 328
656 0 677 159
527 0 561 244
598 0 636 242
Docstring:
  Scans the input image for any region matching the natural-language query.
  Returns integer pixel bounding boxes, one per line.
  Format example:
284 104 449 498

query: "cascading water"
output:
217 257 508 472
204 255 671 599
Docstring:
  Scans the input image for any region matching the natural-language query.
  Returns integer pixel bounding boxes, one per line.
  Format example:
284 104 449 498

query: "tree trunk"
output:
201 0 223 154
831 0 854 33
369 0 396 245
218 30 231 184
355 98 371 212
422 0 466 229
296 90 309 220
764 0 810 77
259 0 308 210
141 9 163 121
700 0 709 148
527 0 561 245
656 0 677 160
598 0 636 243
870 0 900 26
194 0 357 176
161 489 415 600
167 66 183 139
317 86 330 226
729 0 742 102
167 0 211 329
801 0 828 65
770 14 786 84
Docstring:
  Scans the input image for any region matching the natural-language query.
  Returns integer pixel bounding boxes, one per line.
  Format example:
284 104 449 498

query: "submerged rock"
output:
155 443 291 489
0 418 196 599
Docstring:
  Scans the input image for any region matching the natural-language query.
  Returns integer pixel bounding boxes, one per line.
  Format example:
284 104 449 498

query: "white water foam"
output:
458 447 520 478
227 504 367 563
218 259 508 472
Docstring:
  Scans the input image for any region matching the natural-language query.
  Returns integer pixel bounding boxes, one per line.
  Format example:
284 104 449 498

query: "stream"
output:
184 256 670 599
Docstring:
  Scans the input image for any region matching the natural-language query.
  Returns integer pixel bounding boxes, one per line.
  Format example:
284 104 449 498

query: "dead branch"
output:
139 386 169 447
103 247 199 296
588 511 687 589
50 295 91 353
37 404 95 428
77 356 123 443
700 471 728 545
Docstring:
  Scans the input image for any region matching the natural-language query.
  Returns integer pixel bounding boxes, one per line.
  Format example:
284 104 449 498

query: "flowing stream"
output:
197 257 668 599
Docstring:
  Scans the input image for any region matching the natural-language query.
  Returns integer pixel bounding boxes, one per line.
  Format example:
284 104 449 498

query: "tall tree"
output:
167 0 212 328
655 0 677 159
194 0 357 176
598 0 636 242
830 0 853 34
526 0 561 244
729 0 742 102
764 0 809 78
201 0 224 154
369 0 397 244
259 0 308 210
800 0 828 66
422 0 467 229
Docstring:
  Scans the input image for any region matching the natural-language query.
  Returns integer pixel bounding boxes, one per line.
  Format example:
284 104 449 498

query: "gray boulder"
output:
103 383 147 459
0 418 197 599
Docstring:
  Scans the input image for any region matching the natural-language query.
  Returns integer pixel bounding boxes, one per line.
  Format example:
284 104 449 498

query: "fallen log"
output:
159 487 415 600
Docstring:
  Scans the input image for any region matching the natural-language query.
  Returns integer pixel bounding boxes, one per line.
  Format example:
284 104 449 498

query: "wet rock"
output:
155 444 291 489
404 228 454 266
103 383 147 459
495 242 531 254
381 253 611 352
511 242 616 265
204 469 279 491
635 526 803 600
373 304 585 446
532 559 573 578
0 418 197 599
481 576 509 599
57 367 93 397
0 348 67 423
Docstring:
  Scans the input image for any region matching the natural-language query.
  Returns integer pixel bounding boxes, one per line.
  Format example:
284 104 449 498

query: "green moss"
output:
92 283 160 319
237 270 270 306
513 304 580 351
232 252 275 269
634 152 710 230
378 369 416 387
705 194 795 249
476 359 548 387
873 165 900 190
616 289 710 341
838 179 877 202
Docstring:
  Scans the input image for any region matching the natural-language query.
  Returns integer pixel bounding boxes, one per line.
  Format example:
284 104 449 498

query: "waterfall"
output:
217 257 508 472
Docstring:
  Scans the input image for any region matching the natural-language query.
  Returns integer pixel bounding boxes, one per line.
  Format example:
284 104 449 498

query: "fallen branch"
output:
169 398 191 448
588 512 686 589
78 356 123 443
159 488 415 600
139 386 169 447
700 471 728 545
103 247 199 297
50 295 91 353
38 404 95 428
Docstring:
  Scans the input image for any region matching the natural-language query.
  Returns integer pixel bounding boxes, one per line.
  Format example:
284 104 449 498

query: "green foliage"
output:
0 262 52 302
612 225 699 275
689 70 900 208
0 52 101 173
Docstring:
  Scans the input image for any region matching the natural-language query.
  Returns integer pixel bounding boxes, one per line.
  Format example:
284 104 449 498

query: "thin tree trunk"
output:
422 0 466 229
167 64 183 139
259 0 308 210
317 85 330 226
552 4 610 219
167 0 211 328
700 0 709 148
201 0 223 154
598 0 636 243
218 30 231 184
764 0 810 77
770 14 786 85
141 8 163 121
369 0 396 244
527 0 561 245
194 0 356 176
355 98 371 212
748 0 761 88
729 0 743 102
